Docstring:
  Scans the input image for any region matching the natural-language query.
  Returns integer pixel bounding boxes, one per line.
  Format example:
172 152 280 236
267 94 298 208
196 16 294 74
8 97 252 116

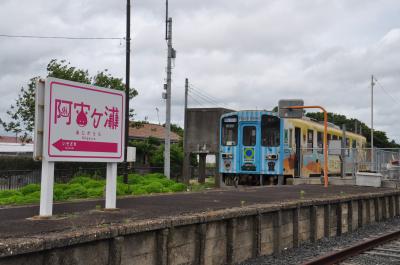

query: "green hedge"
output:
0 173 187 205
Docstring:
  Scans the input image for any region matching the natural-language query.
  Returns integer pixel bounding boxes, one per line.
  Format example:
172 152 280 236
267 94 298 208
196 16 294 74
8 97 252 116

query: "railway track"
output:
302 230 400 265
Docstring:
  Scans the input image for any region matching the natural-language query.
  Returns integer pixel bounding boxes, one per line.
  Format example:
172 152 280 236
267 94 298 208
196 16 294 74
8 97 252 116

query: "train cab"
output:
220 111 284 185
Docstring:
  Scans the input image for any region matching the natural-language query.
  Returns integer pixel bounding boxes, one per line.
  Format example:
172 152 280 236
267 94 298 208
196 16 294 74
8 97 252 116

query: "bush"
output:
0 195 21 205
144 182 164 193
54 187 67 201
0 173 192 205
0 190 22 199
87 188 104 198
83 180 104 189
161 187 172 193
69 176 92 185
16 191 40 204
131 185 147 195
117 183 130 196
127 174 145 185
170 183 186 192
64 183 88 199
16 195 39 204
157 178 175 187
20 184 40 195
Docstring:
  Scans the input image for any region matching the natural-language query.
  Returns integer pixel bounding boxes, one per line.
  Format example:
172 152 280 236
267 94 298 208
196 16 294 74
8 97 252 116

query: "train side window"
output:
243 126 256 146
289 128 293 148
332 135 338 140
222 116 238 146
261 115 280 147
346 138 350 148
307 129 314 149
352 139 357 148
284 129 288 144
317 131 323 153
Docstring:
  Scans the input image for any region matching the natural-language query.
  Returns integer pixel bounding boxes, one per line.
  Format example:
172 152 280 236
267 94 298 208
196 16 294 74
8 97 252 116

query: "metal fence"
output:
0 166 164 191
296 147 400 179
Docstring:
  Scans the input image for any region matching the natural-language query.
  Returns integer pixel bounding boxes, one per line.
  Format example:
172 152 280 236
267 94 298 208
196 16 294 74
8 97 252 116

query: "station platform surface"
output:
0 185 396 238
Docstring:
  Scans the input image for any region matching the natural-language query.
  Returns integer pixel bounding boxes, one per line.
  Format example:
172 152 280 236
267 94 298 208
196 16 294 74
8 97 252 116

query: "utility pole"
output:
164 0 175 179
123 0 131 184
371 75 375 171
182 78 190 183
341 124 346 178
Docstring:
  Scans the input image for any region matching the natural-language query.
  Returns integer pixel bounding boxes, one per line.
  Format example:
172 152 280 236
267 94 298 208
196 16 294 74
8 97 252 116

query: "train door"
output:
239 123 259 173
294 127 301 177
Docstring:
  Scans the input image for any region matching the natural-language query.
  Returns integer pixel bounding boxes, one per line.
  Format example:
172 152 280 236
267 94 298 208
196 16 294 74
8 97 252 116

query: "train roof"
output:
221 110 366 140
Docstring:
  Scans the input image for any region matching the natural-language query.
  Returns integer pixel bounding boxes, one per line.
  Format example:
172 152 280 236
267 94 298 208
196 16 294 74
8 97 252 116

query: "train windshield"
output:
261 115 280 147
222 116 238 146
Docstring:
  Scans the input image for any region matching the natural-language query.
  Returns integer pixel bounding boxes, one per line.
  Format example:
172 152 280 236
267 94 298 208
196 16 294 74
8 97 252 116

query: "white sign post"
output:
35 77 125 216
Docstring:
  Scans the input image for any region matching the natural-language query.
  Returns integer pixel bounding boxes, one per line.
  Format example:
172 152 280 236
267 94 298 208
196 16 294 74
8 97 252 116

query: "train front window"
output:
243 126 256 146
261 115 280 147
222 116 238 146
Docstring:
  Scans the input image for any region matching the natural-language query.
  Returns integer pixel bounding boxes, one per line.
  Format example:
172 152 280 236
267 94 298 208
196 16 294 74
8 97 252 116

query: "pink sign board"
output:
43 78 125 162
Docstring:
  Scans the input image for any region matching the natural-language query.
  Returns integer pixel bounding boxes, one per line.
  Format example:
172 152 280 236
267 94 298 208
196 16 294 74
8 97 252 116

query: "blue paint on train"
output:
220 110 284 176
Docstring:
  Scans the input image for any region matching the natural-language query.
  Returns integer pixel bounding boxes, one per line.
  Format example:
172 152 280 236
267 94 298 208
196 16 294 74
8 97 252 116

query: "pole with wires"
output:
371 75 375 172
182 78 190 184
164 0 175 179
123 0 131 184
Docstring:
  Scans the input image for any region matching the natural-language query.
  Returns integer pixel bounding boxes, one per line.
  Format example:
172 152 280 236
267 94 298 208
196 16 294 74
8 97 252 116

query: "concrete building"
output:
183 108 234 185
128 123 181 143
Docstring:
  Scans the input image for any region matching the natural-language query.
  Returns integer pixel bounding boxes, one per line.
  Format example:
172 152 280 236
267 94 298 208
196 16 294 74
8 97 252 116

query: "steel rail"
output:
302 230 400 265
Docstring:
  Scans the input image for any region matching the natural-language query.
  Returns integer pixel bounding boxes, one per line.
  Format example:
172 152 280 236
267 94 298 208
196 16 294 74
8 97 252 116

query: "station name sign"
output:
41 78 125 162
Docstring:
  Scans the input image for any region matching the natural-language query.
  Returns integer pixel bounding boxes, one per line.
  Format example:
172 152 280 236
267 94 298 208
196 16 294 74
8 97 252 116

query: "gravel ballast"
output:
240 217 400 265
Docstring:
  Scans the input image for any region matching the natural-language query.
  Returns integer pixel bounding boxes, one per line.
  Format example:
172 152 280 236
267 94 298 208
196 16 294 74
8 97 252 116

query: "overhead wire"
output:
0 34 124 40
188 84 235 110
188 87 221 107
374 77 400 105
189 85 221 105
188 94 205 106
188 91 218 107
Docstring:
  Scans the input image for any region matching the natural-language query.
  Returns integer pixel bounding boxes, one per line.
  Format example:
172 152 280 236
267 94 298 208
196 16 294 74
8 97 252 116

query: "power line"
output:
188 88 221 106
189 84 235 109
0 34 124 40
188 94 205 106
374 77 400 105
188 91 214 106
189 85 220 103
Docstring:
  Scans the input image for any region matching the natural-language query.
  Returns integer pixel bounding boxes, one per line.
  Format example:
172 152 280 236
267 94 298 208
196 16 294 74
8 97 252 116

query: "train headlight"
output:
266 154 278 160
222 153 233 159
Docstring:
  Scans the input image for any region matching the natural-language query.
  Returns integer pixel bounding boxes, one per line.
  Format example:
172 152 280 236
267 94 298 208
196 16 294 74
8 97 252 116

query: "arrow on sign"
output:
52 139 118 153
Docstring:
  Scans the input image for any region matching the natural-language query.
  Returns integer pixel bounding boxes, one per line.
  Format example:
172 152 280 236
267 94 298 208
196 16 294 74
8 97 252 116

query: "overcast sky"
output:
0 0 399 141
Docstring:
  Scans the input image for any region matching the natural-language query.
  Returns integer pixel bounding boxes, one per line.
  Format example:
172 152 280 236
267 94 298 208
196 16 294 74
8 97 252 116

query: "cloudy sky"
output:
0 0 399 141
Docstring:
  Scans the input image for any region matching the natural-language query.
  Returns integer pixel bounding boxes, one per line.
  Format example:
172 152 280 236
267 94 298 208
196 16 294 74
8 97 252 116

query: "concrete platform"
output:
0 185 399 265
292 176 356 186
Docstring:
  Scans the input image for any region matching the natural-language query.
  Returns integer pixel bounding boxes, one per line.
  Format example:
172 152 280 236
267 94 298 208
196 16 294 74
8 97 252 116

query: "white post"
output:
39 159 55 217
105 162 118 209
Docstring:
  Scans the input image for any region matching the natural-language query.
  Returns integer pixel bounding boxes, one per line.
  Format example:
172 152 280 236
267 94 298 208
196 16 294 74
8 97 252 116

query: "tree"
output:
0 59 138 139
130 137 160 166
170 124 184 138
306 112 400 148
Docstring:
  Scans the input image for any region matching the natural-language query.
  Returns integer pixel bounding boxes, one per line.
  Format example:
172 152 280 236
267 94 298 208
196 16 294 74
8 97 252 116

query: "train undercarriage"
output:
222 174 289 186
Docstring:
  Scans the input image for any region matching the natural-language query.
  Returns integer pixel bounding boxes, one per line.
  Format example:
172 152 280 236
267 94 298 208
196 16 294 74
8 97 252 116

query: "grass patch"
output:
0 172 188 206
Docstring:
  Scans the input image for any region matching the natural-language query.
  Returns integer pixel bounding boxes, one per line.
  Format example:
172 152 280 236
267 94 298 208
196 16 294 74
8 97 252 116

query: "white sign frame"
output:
36 78 125 216
43 77 125 162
